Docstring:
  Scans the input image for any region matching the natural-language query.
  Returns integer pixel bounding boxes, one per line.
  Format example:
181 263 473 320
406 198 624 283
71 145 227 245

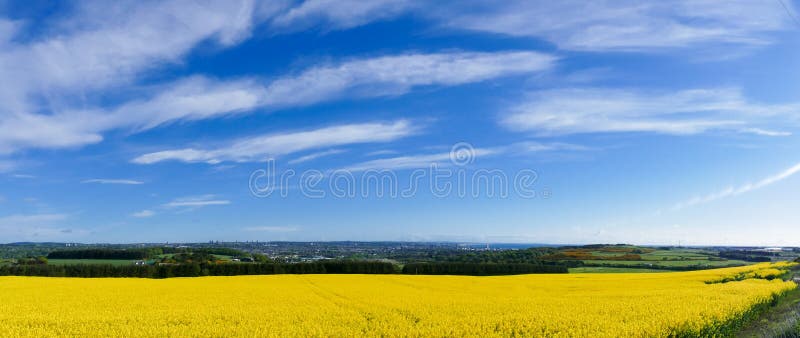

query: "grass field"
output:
582 259 749 268
0 263 794 337
569 267 665 273
737 265 800 337
546 246 751 270
639 249 716 261
46 259 134 266
737 287 800 337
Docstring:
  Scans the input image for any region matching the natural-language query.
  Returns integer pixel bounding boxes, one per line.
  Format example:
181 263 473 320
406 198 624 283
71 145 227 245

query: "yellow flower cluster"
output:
0 262 794 337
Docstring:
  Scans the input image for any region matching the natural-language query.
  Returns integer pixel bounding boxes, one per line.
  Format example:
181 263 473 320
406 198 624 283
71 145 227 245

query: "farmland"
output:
0 262 795 337
5 243 798 279
580 258 749 268
541 245 759 271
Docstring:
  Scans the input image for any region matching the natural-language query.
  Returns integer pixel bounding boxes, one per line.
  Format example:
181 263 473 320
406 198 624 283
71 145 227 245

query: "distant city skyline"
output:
1 1 800 246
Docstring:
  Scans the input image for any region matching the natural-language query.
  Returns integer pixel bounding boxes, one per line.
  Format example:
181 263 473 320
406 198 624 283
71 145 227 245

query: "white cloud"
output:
259 51 555 108
0 50 553 155
433 0 794 51
243 226 299 232
673 161 800 210
101 76 267 133
0 76 267 155
133 120 416 164
365 150 399 157
341 152 458 172
340 141 584 171
164 200 231 208
512 141 591 153
132 195 229 216
1 1 266 101
82 179 144 185
739 128 792 137
163 195 231 208
274 0 796 51
272 0 414 30
288 149 347 165
0 0 792 158
131 210 155 218
0 1 279 154
11 174 36 179
501 88 799 136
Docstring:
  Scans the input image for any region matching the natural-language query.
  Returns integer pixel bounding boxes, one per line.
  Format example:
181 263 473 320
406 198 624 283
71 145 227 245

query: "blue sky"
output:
1 0 800 245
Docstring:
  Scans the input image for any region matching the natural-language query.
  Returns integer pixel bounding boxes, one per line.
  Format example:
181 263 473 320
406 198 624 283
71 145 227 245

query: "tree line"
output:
0 261 396 278
717 251 773 262
387 247 560 265
0 261 568 278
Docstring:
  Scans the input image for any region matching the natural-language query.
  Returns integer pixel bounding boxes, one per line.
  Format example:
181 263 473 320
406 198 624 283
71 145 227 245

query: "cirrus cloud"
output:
133 120 417 165
501 88 798 136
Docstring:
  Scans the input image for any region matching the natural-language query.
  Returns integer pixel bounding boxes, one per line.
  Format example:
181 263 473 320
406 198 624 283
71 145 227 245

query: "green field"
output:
639 249 714 261
154 253 234 262
568 267 666 273
582 259 749 268
555 247 753 270
47 259 135 266
737 270 800 337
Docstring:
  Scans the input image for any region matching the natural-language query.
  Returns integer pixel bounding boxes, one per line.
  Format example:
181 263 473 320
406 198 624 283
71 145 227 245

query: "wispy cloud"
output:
673 161 800 210
341 152 462 172
162 195 231 209
259 51 555 108
243 226 299 232
132 195 229 217
133 120 416 165
1 0 793 161
501 88 798 136
82 179 144 185
0 1 278 154
0 50 553 156
11 174 36 179
365 150 399 157
432 0 794 51
288 149 347 165
738 128 792 137
340 141 586 172
131 210 155 218
271 0 797 52
272 0 414 31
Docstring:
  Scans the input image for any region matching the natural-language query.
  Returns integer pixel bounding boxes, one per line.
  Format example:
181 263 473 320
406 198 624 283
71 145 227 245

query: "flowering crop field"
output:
0 262 795 337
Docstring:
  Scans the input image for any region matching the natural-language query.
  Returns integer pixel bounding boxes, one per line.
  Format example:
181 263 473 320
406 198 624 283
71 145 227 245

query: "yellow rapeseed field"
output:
0 262 795 337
